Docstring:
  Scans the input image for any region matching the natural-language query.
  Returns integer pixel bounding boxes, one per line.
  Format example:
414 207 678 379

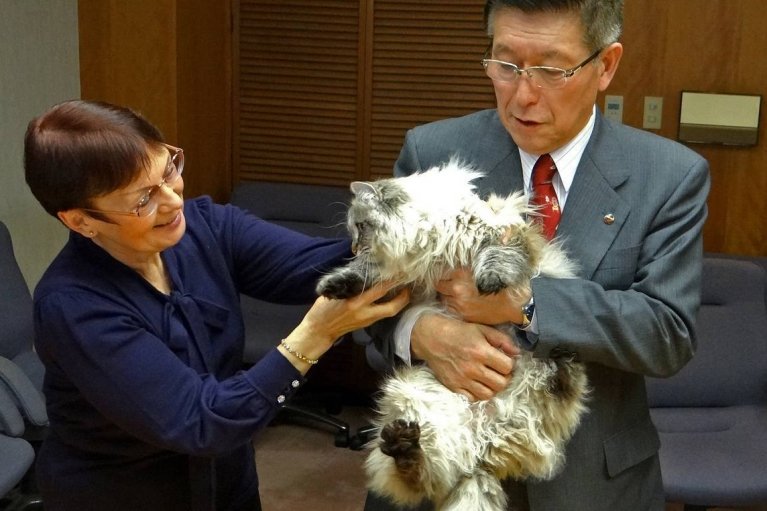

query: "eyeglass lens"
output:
136 148 184 216
484 61 567 89
483 48 602 89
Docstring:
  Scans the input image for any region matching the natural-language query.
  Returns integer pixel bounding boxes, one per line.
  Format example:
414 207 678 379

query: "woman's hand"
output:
280 282 410 372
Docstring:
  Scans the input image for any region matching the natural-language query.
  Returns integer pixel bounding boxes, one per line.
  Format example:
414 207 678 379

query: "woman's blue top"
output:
32 196 351 510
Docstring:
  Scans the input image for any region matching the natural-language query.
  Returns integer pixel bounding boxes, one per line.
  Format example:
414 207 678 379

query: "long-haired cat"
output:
317 160 588 511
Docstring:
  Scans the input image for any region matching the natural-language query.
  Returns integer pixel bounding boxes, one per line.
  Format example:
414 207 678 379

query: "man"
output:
364 0 710 510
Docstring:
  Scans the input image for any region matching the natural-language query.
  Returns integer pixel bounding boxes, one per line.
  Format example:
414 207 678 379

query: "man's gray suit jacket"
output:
370 108 710 511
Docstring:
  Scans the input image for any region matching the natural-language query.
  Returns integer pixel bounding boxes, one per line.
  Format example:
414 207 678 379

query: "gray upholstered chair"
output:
0 221 47 430
0 221 46 509
646 255 767 510
0 399 42 510
0 432 35 509
0 381 39 509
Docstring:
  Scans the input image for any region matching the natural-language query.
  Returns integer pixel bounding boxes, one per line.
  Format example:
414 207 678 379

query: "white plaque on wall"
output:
678 91 761 146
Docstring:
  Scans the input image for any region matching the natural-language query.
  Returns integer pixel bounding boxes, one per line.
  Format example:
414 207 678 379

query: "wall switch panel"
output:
643 96 663 129
604 95 624 123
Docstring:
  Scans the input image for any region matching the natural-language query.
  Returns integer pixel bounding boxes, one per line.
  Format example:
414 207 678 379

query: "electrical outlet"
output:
604 95 623 123
643 96 663 130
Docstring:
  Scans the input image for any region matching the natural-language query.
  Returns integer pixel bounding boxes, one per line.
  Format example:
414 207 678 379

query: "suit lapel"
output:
462 110 631 280
478 151 523 198
472 111 523 198
557 114 631 279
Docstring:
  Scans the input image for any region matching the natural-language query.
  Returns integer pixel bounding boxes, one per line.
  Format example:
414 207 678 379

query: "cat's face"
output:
347 179 409 254
346 165 486 257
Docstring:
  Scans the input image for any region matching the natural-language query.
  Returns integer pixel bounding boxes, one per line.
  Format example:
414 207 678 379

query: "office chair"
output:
239 294 354 446
647 255 767 509
0 220 47 509
231 181 366 447
0 221 47 422
0 383 40 510
0 432 35 510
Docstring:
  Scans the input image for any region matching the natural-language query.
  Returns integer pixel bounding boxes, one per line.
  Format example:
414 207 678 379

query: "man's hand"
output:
436 268 531 326
410 313 520 402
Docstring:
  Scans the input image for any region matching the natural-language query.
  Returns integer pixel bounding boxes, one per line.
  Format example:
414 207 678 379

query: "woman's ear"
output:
58 209 96 238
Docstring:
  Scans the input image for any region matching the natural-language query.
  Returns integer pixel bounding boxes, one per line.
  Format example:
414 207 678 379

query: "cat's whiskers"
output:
361 251 384 293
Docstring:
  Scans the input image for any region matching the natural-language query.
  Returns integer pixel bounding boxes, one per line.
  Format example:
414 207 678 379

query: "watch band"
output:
518 296 535 330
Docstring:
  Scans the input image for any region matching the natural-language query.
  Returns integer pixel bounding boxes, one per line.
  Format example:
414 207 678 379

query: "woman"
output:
23 100 409 511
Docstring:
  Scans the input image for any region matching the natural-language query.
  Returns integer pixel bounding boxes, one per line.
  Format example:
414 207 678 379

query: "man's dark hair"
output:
483 0 624 51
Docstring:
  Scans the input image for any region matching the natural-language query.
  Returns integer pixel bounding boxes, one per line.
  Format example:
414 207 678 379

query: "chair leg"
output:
2 449 44 511
279 403 351 448
349 423 379 451
2 492 44 511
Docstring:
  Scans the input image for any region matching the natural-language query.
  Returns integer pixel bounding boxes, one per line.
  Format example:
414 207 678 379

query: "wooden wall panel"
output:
79 1 766 256
79 0 178 142
78 0 231 202
177 1 233 203
602 0 767 256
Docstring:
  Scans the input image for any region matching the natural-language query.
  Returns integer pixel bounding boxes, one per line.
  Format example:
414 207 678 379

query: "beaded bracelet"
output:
279 339 319 365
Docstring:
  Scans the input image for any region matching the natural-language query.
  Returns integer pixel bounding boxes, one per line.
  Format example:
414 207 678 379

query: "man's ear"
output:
597 41 623 92
58 209 95 237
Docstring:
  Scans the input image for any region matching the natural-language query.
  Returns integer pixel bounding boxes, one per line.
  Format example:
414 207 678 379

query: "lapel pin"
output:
603 213 615 225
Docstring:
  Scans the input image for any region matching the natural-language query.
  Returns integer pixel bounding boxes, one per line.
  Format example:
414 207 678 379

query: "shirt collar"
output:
519 105 596 197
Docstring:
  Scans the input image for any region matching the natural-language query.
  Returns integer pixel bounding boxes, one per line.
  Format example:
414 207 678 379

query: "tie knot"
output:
532 154 557 186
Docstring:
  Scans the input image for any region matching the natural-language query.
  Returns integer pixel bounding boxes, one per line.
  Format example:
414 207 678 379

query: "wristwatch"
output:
518 296 535 329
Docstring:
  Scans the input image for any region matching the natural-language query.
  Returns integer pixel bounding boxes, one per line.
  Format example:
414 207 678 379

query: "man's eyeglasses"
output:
481 48 603 89
81 143 184 218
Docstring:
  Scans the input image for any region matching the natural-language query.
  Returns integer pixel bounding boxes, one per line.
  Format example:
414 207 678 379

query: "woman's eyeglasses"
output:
81 143 184 218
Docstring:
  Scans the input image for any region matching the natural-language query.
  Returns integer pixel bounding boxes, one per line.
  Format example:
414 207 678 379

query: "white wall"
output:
0 0 79 289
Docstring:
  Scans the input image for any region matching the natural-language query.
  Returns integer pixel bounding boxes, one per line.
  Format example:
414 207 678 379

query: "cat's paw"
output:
380 419 421 456
548 357 587 403
474 245 531 295
475 271 507 295
379 419 424 487
316 269 366 299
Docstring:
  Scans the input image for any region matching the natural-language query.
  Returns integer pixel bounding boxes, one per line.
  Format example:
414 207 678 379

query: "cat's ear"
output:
350 181 376 198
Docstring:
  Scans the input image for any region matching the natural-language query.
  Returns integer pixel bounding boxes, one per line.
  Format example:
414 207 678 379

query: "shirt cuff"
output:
392 305 436 366
244 348 306 406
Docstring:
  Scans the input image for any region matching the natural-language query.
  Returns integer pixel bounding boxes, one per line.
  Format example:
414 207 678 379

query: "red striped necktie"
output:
531 153 561 240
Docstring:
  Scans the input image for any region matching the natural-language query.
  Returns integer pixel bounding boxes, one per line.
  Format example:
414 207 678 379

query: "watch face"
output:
522 300 535 325
517 297 534 328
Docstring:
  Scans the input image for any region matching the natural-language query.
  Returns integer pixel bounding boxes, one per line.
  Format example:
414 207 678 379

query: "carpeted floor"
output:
254 405 767 511
254 405 374 511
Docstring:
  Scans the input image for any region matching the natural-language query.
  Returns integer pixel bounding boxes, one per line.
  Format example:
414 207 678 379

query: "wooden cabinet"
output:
234 0 494 185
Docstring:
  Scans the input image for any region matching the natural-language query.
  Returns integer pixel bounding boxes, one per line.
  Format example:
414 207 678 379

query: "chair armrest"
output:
0 383 25 436
0 356 48 427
